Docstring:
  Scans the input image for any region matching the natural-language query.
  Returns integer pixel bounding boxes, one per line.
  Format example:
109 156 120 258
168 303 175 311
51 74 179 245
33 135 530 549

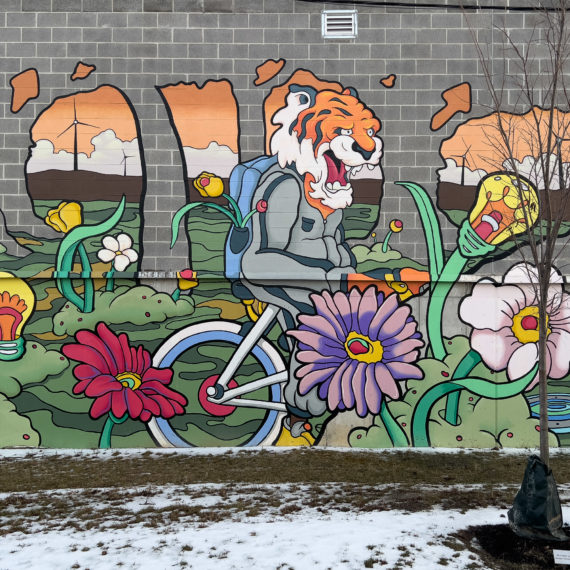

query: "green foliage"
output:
0 393 40 447
342 203 379 239
352 242 401 266
52 285 195 335
349 335 558 449
0 343 68 398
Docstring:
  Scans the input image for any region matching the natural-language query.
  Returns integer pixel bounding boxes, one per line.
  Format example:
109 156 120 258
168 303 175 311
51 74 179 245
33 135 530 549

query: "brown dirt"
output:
452 524 570 569
26 170 143 202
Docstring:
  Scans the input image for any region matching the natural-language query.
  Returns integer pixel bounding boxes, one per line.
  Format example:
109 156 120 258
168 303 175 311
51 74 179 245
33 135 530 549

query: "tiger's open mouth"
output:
323 150 349 192
323 150 378 192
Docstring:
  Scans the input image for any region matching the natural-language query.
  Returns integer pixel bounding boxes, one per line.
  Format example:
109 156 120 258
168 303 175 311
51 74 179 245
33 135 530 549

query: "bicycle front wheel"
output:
147 320 286 447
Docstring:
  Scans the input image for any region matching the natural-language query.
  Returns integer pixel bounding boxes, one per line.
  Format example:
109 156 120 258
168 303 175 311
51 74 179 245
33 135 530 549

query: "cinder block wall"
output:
0 0 549 273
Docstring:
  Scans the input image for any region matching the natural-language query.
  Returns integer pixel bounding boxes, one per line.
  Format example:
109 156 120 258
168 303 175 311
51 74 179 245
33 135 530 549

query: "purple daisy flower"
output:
287 287 424 417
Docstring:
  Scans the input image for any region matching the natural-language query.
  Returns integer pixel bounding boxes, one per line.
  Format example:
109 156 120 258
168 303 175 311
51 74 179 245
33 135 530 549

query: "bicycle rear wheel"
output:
148 320 286 447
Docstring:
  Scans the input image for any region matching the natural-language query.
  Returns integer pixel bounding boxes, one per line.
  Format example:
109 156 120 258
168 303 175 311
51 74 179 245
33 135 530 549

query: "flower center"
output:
115 250 122 256
345 332 383 363
116 372 142 390
511 305 550 344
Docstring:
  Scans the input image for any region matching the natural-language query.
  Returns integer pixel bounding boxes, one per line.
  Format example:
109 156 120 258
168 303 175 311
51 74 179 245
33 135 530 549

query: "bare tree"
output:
461 0 570 471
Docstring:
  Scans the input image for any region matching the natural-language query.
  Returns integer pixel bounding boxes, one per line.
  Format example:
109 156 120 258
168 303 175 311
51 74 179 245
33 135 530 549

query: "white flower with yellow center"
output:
459 263 570 389
97 233 138 272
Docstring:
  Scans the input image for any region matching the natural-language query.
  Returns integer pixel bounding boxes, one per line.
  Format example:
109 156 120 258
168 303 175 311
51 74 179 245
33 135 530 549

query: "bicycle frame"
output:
205 303 288 412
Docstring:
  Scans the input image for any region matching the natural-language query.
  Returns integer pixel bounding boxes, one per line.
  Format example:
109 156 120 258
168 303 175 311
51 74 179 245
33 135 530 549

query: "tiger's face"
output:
270 86 383 210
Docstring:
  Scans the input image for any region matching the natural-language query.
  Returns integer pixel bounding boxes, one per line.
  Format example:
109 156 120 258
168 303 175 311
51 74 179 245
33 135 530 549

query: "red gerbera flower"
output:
63 322 187 422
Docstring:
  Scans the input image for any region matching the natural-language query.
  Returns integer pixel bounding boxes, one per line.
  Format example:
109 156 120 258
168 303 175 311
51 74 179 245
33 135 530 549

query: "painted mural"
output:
1 57 570 450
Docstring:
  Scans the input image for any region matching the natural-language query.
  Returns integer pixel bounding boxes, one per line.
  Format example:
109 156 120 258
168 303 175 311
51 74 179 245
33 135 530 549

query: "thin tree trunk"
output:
538 273 550 468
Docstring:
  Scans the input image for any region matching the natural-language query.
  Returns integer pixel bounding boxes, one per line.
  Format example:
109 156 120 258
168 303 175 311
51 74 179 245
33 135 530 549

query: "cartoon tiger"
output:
236 84 391 445
270 84 384 211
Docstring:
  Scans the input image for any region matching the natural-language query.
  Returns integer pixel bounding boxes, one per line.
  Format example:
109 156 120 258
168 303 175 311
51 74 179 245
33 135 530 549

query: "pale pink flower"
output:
459 263 570 389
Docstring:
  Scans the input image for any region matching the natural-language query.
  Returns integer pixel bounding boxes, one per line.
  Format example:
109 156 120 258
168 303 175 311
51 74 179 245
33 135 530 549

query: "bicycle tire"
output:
148 320 286 447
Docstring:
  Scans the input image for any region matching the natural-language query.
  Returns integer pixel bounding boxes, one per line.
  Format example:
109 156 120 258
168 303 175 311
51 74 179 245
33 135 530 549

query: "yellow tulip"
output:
45 201 83 233
193 172 224 198
177 269 198 290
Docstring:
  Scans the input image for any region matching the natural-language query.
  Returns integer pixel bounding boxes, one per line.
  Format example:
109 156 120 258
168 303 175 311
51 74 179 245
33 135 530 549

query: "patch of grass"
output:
2 449 569 493
0 448 568 570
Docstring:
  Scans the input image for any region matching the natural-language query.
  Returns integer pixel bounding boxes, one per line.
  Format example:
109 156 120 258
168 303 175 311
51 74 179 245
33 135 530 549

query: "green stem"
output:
426 249 469 361
444 349 483 425
240 209 257 228
444 392 461 426
426 220 498 361
98 411 128 449
56 196 126 312
222 193 243 225
105 267 115 292
380 400 409 447
172 288 181 301
411 363 538 447
204 203 239 226
171 202 239 247
381 230 393 253
78 243 94 313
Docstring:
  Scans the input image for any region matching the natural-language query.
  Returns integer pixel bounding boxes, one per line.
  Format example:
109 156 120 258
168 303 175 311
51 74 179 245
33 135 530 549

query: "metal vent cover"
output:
322 10 358 39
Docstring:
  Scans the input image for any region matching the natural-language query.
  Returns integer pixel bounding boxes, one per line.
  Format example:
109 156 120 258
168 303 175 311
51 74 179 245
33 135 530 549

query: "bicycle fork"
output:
206 304 288 411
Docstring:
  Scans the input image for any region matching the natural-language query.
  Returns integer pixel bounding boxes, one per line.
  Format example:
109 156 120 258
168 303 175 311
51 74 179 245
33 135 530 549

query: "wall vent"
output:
322 10 357 39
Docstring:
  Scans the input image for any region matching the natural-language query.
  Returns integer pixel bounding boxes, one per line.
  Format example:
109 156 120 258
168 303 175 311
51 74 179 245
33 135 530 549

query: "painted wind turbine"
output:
56 98 99 171
120 149 135 177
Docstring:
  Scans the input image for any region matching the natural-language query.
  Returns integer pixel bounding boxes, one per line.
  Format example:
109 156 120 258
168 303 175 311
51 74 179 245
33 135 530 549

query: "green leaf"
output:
56 196 127 277
171 202 238 248
55 196 127 312
396 182 444 281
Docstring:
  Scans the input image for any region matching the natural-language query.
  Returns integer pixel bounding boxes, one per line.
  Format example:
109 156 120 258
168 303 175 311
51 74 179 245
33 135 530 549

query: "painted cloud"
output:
27 129 142 176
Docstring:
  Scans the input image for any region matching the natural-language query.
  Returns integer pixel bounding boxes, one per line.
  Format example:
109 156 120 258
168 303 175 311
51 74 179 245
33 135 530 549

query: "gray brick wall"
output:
0 0 558 276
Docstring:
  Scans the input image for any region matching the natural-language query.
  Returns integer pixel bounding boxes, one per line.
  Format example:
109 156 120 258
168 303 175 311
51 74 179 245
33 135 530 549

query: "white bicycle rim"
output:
148 320 287 447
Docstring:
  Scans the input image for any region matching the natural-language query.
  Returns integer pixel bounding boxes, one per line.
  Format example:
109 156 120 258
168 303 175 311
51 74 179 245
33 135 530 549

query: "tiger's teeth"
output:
367 163 375 170
351 165 362 175
332 181 343 190
326 182 334 191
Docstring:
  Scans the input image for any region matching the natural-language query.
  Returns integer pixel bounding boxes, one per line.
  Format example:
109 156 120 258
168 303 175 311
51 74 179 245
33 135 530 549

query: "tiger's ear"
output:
343 87 358 98
287 84 317 112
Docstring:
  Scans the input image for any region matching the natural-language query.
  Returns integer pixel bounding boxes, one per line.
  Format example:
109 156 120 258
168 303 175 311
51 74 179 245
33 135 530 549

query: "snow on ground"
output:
0 501 515 570
2 447 570 569
5 445 570 459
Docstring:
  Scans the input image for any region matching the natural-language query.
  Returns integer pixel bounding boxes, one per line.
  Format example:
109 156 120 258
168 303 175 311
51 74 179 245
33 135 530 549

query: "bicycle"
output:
147 303 289 447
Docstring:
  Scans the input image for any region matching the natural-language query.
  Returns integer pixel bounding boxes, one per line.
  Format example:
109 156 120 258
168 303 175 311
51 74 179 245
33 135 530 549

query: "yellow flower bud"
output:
45 202 83 233
193 172 224 198
389 219 403 233
177 269 198 290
